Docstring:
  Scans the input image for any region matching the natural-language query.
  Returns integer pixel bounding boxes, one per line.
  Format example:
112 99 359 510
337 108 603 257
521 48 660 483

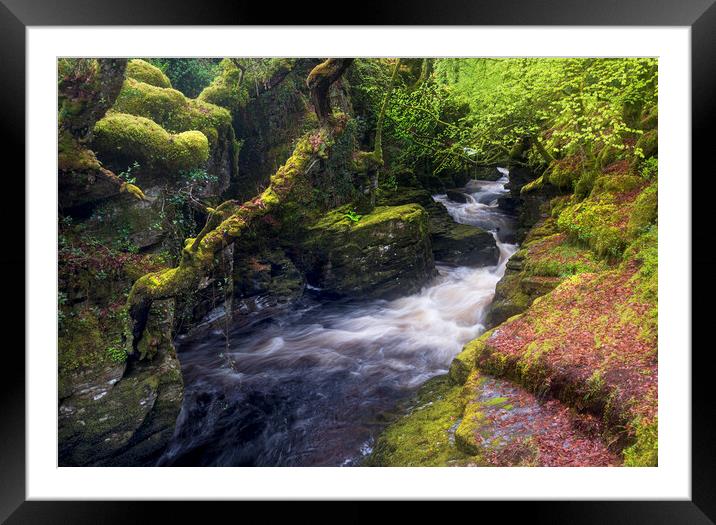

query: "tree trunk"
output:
306 58 354 122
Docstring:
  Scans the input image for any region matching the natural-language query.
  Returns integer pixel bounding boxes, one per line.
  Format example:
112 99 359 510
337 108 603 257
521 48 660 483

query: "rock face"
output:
232 247 305 312
378 187 499 267
301 204 436 299
59 300 183 466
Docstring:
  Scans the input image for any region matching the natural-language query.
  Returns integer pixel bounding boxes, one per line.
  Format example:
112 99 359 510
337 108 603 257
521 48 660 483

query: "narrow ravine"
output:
158 169 611 467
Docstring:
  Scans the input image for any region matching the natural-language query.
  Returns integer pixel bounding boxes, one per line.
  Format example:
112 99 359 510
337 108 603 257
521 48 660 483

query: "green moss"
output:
126 59 172 88
58 130 101 172
113 78 232 148
628 182 657 237
623 417 658 466
623 226 658 340
524 237 607 278
448 331 492 385
574 170 598 199
58 308 105 373
592 174 642 195
312 203 428 238
197 58 249 114
93 112 209 173
635 129 658 159
556 197 627 258
520 175 544 195
596 145 623 169
365 375 476 466
546 156 586 189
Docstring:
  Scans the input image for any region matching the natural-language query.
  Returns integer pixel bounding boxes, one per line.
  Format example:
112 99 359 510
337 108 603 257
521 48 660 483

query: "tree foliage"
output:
380 58 657 174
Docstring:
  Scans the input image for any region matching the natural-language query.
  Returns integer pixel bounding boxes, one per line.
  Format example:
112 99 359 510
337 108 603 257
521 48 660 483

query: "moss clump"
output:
93 112 209 173
546 156 585 189
623 417 658 466
635 129 658 159
520 175 544 195
448 331 492 385
365 376 476 466
523 235 607 278
574 170 598 199
557 197 627 258
197 58 249 114
592 174 642 195
623 226 658 340
596 145 623 170
627 182 657 237
58 130 101 172
113 78 232 147
126 59 172 88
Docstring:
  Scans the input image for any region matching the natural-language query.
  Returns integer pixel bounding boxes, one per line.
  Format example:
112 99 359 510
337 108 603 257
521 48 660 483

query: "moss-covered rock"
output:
59 299 183 466
197 58 249 114
110 78 238 194
92 112 210 179
114 78 232 146
546 156 584 189
300 203 436 299
486 219 603 327
365 375 477 466
448 331 492 385
126 59 172 88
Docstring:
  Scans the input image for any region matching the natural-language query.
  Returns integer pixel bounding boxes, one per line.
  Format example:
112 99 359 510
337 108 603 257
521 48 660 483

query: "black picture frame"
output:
2 0 713 521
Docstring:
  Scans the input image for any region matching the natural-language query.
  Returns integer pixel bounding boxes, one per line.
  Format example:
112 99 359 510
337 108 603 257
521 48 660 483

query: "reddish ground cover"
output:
480 264 657 446
470 376 620 467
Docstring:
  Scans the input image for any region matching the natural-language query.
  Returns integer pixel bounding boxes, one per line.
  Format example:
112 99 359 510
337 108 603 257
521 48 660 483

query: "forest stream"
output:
57 57 659 469
157 169 619 467
158 170 512 466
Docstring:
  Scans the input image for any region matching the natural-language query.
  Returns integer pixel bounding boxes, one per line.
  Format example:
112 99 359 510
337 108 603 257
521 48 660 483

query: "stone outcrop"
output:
59 300 182 466
300 204 436 299
378 187 499 267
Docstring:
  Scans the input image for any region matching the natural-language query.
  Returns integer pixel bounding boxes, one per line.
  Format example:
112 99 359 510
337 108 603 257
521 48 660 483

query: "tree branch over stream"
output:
126 58 355 356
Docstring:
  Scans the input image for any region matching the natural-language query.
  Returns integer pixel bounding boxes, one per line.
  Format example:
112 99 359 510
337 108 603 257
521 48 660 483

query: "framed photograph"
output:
3 0 714 521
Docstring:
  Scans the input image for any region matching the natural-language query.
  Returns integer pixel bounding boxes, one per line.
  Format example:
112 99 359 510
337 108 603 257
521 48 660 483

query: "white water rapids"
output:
159 169 518 466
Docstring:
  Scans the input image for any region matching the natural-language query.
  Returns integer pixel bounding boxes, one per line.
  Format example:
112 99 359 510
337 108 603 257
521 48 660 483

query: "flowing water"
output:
159 170 519 466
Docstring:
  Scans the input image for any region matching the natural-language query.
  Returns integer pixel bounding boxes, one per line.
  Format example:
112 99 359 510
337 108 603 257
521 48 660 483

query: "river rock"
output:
445 189 470 203
378 186 500 267
432 223 499 266
473 166 504 181
300 204 436 299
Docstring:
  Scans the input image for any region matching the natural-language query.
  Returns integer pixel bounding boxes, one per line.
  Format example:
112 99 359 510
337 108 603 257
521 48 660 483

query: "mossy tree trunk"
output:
354 58 401 214
305 58 354 123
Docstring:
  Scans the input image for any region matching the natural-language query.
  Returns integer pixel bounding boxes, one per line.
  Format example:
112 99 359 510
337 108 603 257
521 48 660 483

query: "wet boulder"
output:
301 204 436 299
431 223 499 266
445 189 470 203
